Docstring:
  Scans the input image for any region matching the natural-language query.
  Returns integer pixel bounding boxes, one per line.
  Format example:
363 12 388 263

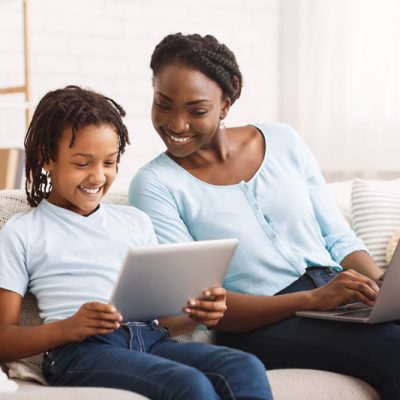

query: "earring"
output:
219 120 226 131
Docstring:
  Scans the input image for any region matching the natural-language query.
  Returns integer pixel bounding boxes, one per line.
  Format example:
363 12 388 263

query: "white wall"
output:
0 0 280 190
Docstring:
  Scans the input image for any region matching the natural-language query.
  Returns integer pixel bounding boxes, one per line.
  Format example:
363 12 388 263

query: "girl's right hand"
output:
62 302 123 342
310 269 380 311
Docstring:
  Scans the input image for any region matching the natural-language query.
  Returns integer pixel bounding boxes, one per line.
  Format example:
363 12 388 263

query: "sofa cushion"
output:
352 178 400 269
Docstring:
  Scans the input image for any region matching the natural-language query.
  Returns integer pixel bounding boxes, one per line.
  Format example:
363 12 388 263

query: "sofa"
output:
1 178 399 399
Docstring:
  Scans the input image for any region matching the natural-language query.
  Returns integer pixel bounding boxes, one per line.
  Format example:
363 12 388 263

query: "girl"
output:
129 33 400 399
0 86 272 400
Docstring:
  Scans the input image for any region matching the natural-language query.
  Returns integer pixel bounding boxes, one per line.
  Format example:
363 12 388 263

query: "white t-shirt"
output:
0 200 157 323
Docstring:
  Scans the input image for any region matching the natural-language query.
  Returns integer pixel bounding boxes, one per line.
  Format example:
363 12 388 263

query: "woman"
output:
129 33 400 399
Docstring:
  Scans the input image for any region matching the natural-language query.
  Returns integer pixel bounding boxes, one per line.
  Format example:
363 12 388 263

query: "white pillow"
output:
352 179 400 269
0 367 18 393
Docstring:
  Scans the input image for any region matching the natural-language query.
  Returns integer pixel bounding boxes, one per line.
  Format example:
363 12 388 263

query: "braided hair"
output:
150 33 243 105
24 85 130 207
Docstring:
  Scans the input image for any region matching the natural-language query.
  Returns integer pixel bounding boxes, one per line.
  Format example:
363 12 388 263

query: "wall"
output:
0 0 280 190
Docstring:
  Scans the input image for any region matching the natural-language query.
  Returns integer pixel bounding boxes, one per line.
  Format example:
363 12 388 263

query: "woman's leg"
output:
151 338 272 400
43 326 220 400
216 269 400 399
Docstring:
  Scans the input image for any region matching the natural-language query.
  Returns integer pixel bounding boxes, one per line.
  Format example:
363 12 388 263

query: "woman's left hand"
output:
183 287 227 327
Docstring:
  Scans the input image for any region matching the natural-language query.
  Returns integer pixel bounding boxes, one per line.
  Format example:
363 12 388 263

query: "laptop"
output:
109 238 238 322
296 243 400 324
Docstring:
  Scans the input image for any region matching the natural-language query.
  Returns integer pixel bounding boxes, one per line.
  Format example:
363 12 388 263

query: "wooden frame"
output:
0 0 32 129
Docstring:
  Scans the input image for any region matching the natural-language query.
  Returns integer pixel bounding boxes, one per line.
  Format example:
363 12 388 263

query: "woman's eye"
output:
191 109 208 117
155 102 170 111
104 161 116 167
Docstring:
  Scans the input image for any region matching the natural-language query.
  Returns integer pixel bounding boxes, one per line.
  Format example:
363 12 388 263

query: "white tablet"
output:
109 238 239 322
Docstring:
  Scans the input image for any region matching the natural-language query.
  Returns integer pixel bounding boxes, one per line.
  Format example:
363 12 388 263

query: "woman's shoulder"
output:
251 122 300 141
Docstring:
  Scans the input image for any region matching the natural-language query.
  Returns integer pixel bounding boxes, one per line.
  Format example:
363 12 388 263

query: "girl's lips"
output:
79 185 102 195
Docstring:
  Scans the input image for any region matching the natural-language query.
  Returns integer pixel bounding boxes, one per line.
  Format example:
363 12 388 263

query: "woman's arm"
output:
0 289 122 361
341 250 382 281
216 268 379 332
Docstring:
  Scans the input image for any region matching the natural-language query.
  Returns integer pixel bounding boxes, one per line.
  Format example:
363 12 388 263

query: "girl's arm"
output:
159 287 226 337
0 289 122 361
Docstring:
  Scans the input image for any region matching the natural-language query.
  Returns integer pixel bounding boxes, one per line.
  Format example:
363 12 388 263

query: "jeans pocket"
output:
44 343 81 378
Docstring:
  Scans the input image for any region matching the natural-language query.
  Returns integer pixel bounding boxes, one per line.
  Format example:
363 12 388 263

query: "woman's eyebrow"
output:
156 92 211 105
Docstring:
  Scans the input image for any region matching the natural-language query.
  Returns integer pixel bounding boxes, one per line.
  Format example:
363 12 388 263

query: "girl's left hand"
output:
183 287 227 327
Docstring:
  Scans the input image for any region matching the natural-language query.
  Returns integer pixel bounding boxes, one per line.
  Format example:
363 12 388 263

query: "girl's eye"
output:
75 163 88 168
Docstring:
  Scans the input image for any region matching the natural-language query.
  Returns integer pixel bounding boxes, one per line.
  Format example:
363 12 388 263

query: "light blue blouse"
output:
129 123 367 295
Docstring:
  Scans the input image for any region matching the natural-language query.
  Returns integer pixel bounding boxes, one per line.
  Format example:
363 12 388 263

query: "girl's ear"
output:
42 160 53 173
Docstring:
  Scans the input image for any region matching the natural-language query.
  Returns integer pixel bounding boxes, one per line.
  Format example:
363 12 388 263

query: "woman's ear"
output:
220 97 231 120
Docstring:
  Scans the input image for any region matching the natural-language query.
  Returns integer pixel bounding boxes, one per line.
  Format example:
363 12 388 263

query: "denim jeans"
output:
43 321 272 400
216 267 400 400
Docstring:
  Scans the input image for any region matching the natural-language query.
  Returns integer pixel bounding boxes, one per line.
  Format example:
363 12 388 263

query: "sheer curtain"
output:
281 0 400 179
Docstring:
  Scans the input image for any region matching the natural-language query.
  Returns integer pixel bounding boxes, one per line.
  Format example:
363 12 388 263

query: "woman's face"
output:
151 63 230 158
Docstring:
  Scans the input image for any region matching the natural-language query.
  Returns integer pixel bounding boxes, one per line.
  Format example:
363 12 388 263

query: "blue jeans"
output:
216 267 400 400
43 321 272 400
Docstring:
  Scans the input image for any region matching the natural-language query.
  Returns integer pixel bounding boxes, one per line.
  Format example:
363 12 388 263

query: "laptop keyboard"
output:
333 308 372 318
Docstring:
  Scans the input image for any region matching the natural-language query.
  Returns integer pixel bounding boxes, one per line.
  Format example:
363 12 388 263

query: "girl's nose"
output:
89 166 106 185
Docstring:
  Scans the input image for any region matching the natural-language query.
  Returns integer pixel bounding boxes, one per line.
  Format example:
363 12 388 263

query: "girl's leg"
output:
151 338 272 400
43 327 219 400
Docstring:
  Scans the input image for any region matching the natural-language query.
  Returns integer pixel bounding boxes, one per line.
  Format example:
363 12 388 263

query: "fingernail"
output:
109 306 116 313
119 315 123 321
184 308 191 314
189 300 196 307
205 291 211 297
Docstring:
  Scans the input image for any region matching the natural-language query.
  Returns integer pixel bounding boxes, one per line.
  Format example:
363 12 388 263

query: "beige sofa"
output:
3 179 399 399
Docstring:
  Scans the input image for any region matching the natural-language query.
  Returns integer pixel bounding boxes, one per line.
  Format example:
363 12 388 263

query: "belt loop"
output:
149 319 159 330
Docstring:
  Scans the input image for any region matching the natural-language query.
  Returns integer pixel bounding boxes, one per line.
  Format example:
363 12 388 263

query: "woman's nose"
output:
167 115 190 133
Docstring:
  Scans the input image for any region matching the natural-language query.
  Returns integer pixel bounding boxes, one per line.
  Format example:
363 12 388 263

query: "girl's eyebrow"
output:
156 92 211 105
71 151 119 158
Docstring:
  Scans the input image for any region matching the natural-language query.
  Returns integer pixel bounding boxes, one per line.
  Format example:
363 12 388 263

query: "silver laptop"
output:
110 238 238 322
296 243 400 324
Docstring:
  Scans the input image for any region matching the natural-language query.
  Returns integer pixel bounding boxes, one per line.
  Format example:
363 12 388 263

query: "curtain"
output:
281 0 400 179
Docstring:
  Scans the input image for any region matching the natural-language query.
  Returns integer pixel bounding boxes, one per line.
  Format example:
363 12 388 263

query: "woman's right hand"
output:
62 302 123 342
310 269 380 311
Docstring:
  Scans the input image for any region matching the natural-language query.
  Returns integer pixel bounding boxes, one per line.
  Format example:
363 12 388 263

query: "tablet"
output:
109 238 239 322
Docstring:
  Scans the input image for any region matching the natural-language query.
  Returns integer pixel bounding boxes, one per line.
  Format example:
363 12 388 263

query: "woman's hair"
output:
150 33 243 104
24 85 130 207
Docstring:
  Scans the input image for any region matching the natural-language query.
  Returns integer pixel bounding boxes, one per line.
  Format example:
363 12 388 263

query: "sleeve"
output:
0 219 29 296
292 127 369 263
129 166 194 244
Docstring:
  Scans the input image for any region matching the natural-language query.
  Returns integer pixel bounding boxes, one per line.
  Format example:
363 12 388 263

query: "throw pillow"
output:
386 231 400 265
352 179 400 269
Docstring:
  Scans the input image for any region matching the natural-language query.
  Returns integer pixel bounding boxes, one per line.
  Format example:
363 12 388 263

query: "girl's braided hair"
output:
24 85 130 207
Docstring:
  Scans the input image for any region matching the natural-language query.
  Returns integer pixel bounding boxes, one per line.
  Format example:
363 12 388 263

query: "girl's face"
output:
45 124 119 216
151 64 230 158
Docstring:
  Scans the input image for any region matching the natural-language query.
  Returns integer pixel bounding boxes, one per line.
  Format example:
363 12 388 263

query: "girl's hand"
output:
62 302 123 342
310 269 380 310
183 287 227 327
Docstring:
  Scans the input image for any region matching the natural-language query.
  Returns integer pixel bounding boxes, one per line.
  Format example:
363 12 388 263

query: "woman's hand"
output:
310 269 380 310
183 287 227 327
61 302 123 343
